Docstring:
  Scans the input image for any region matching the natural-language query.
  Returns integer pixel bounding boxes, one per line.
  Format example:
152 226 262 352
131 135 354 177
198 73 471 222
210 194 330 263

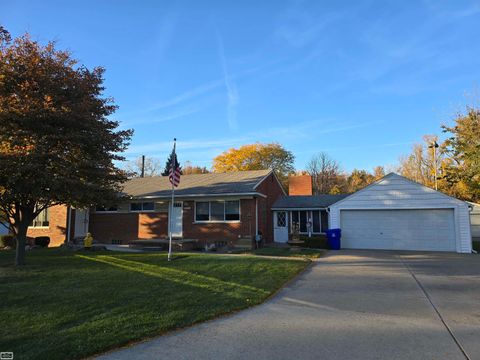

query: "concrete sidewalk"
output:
96 250 479 360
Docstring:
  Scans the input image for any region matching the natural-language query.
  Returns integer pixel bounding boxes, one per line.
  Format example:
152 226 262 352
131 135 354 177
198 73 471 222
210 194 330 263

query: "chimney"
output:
288 175 312 195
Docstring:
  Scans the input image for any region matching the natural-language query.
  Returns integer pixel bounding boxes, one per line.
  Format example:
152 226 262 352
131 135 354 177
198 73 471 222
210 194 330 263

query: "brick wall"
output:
288 175 312 195
138 212 168 239
89 213 139 243
27 205 68 247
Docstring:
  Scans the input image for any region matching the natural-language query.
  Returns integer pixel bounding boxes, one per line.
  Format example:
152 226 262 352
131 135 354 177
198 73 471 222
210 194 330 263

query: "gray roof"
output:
122 169 272 198
272 194 350 209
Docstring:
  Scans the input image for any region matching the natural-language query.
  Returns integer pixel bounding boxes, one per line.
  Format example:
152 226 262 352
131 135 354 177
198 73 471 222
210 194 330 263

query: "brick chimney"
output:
288 175 313 195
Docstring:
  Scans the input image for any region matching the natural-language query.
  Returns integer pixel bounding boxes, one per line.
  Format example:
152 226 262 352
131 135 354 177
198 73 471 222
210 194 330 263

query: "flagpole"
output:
168 138 176 262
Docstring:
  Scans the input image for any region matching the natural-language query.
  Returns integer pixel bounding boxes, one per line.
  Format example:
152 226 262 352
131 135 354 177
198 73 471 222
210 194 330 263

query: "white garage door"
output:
340 209 456 251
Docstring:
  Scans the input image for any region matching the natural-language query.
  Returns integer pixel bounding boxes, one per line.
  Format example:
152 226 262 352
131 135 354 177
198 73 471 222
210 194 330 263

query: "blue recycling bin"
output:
326 228 341 250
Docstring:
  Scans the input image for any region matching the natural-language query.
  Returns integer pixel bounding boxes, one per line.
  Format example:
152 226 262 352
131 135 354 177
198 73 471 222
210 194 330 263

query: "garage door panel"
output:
340 209 456 252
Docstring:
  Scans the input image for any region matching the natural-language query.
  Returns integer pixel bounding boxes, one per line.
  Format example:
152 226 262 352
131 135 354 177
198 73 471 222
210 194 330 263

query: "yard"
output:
0 249 308 360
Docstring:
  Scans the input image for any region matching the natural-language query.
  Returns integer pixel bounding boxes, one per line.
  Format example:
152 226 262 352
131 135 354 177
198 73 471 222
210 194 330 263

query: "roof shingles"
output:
122 169 272 198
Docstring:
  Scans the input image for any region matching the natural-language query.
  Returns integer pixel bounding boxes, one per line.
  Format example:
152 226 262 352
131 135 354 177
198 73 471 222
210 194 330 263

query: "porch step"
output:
234 238 254 250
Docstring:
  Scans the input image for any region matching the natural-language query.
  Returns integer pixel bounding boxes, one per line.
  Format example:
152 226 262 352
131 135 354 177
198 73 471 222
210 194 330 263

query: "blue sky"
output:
3 0 480 172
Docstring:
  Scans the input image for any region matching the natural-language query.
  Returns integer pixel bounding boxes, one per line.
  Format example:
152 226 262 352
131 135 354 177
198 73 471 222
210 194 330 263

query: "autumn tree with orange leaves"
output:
212 143 295 187
0 28 132 265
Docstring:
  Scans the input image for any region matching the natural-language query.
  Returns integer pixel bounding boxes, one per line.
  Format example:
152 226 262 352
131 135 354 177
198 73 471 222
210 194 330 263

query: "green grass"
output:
0 249 308 360
250 247 324 259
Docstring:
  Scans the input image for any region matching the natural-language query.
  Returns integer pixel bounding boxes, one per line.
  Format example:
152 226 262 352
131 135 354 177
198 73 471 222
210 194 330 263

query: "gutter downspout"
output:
66 206 72 244
255 197 259 247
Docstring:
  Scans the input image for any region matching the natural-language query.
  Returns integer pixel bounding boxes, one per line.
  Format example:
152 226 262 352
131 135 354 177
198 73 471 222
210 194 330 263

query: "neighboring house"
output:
272 173 472 253
468 202 480 243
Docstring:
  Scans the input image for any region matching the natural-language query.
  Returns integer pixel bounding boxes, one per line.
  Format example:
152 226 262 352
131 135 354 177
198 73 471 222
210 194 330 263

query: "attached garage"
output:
329 173 472 253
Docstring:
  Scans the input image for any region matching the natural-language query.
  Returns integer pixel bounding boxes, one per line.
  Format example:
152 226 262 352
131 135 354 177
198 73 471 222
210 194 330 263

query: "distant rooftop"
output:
122 169 272 198
272 194 350 209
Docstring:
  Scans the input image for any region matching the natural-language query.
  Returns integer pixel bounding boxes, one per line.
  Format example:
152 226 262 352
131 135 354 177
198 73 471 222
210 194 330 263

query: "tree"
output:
347 169 375 192
306 152 342 194
373 166 386 180
126 156 162 177
182 161 210 175
397 135 445 190
441 107 480 202
161 151 181 176
0 30 132 265
212 143 295 186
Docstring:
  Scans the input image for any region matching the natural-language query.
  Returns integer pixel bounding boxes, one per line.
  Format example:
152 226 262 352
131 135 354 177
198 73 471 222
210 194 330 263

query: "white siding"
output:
329 173 472 253
470 203 480 240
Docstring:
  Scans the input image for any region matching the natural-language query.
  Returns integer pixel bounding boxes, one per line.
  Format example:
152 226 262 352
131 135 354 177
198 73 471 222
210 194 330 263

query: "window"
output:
195 202 209 221
31 208 49 227
299 211 307 232
225 201 240 221
130 202 155 212
210 201 224 221
312 210 320 233
321 210 329 233
277 211 287 227
95 205 118 212
195 200 240 222
290 210 328 234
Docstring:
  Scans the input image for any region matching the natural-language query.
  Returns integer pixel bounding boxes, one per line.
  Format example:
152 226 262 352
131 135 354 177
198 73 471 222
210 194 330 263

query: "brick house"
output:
27 170 285 247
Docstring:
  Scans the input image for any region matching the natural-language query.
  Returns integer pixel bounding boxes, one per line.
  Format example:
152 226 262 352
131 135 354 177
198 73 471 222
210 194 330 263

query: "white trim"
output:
253 170 287 196
28 226 50 229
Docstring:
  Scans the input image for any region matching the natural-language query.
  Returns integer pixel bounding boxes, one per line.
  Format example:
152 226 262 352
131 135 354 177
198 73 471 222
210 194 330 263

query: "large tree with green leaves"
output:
441 107 480 202
0 29 133 265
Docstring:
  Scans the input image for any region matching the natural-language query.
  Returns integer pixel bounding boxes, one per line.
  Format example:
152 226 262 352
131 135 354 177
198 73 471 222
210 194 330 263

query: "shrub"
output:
300 235 329 249
35 236 50 248
0 235 15 248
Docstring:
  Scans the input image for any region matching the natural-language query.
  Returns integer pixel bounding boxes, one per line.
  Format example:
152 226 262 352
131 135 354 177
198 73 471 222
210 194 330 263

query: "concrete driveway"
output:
97 251 480 360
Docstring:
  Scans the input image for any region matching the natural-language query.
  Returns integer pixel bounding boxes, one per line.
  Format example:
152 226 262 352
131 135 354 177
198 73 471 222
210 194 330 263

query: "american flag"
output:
169 141 181 187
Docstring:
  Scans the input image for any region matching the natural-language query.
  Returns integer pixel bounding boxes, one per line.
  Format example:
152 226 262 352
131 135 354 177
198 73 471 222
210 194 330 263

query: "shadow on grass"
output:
75 254 269 299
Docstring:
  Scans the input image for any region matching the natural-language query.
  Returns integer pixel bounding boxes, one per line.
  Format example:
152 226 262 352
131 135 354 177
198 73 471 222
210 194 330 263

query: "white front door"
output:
74 208 89 238
170 202 183 238
274 211 289 243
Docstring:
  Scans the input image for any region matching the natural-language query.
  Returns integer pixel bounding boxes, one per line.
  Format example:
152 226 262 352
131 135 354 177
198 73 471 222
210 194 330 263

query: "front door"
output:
74 208 89 238
169 202 183 238
274 211 289 243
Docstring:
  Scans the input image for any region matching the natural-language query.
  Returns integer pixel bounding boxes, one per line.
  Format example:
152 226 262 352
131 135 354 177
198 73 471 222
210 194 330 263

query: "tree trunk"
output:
15 222 28 266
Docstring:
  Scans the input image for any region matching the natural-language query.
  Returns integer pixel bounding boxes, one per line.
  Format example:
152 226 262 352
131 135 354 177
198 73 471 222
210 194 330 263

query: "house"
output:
27 169 285 247
26 170 473 253
468 202 480 243
272 173 472 253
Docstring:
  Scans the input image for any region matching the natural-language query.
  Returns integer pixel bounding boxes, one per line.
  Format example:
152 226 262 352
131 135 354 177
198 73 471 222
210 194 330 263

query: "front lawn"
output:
0 249 307 360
